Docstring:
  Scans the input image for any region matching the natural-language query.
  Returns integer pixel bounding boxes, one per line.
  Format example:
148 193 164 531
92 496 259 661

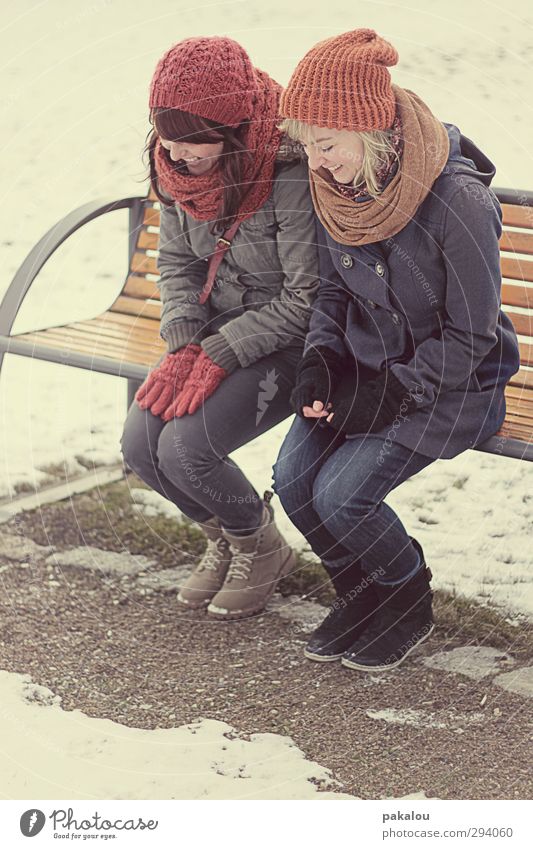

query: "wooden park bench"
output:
0 187 532 462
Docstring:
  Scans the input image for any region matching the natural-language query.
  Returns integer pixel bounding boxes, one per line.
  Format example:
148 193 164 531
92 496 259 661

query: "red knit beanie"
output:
280 29 399 132
149 36 258 128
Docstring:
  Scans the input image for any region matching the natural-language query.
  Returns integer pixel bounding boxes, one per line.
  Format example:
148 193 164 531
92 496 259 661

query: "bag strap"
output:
198 218 241 305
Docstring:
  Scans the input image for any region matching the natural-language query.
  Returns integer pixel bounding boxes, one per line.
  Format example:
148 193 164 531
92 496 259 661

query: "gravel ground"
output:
1 479 532 800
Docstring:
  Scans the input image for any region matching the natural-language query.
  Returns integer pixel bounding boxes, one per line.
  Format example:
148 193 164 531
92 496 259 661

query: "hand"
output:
326 371 419 435
163 350 227 419
301 400 333 418
290 346 346 417
135 344 202 417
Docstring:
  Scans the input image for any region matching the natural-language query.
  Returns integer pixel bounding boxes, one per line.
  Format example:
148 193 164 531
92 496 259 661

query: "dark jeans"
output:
272 416 435 584
120 345 303 534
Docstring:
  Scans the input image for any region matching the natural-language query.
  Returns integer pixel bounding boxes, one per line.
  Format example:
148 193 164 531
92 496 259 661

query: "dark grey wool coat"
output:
305 123 521 459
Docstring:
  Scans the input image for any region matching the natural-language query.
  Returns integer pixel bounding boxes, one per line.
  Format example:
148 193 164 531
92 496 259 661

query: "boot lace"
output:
226 546 256 582
198 538 226 573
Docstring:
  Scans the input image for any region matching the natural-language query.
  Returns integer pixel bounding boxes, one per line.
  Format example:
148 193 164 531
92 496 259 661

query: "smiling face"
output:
300 126 364 184
159 137 225 176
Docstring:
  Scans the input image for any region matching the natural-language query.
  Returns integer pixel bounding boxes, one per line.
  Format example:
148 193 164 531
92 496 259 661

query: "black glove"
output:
290 346 346 416
327 370 420 435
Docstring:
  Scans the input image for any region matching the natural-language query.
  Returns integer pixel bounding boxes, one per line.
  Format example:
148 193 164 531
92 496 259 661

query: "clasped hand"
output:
135 344 227 420
290 346 418 435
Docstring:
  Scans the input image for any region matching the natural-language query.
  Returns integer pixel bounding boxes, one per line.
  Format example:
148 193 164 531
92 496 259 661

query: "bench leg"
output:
123 378 143 476
127 378 142 412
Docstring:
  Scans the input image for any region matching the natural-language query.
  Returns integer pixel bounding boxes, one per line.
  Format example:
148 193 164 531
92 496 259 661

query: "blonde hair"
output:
278 118 400 198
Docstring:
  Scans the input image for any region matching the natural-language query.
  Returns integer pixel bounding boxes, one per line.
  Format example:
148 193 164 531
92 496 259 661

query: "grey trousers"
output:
120 344 303 534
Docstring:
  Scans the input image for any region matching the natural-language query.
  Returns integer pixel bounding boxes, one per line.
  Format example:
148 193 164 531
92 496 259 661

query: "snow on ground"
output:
1 0 532 616
365 708 485 732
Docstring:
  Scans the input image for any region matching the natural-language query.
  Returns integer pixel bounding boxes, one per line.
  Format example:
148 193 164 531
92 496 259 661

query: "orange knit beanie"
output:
280 29 399 131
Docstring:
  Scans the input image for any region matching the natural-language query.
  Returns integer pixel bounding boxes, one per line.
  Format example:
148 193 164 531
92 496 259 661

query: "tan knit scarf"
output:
154 68 283 223
309 85 450 245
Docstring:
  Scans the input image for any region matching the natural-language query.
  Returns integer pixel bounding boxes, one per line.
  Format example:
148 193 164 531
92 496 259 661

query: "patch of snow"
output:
136 566 191 592
387 791 435 800
35 456 88 479
76 448 123 468
0 532 53 562
493 667 533 698
46 546 156 577
130 487 184 520
268 594 328 633
420 646 516 680
366 707 485 730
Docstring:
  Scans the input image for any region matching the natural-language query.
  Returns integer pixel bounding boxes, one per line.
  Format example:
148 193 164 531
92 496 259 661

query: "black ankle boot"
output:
304 560 379 662
341 539 434 672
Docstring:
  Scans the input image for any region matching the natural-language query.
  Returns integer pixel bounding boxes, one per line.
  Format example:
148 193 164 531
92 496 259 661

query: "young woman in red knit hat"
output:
273 29 520 671
121 36 320 619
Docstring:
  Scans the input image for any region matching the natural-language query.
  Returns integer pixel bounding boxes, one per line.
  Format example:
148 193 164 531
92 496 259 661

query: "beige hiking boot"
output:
177 516 231 609
207 495 297 620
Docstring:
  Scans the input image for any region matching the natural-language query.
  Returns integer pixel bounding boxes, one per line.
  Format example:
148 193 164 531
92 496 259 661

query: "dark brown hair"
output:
144 107 253 233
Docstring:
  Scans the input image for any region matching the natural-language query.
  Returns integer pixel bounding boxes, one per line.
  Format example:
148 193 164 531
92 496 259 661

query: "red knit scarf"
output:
153 68 284 223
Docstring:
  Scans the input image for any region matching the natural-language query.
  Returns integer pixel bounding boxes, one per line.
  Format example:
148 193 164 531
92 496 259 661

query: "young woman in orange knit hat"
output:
121 36 320 620
273 29 520 671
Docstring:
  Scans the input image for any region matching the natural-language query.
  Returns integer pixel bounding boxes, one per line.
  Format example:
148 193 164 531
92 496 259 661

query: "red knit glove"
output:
135 344 202 417
164 350 227 419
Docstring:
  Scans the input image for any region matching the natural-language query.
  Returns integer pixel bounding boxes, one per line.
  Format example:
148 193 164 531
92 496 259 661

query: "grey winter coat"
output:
156 156 319 371
305 123 521 460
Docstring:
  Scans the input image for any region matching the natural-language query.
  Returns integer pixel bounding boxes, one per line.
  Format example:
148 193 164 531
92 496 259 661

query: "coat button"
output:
375 262 385 276
341 254 353 268
367 300 377 309
391 312 401 325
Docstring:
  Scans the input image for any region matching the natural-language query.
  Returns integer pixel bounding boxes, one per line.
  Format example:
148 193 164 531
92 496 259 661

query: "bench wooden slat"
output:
501 394 533 415
500 409 533 426
122 275 160 300
109 295 161 321
501 256 533 283
17 329 164 365
143 207 160 227
505 310 533 337
519 340 533 367
501 203 533 230
498 412 532 429
137 230 159 251
18 326 161 357
91 311 161 331
498 420 533 437
496 422 533 442
501 203 533 229
68 319 160 345
504 384 533 402
508 368 533 390
130 252 159 276
500 230 533 255
501 281 532 309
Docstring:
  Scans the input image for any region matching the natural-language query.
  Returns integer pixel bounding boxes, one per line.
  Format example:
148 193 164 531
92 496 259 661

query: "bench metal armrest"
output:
0 195 146 337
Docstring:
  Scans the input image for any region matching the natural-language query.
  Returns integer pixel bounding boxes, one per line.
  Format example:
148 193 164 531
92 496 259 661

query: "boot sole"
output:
177 594 212 610
206 550 298 621
341 623 435 672
303 648 344 662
